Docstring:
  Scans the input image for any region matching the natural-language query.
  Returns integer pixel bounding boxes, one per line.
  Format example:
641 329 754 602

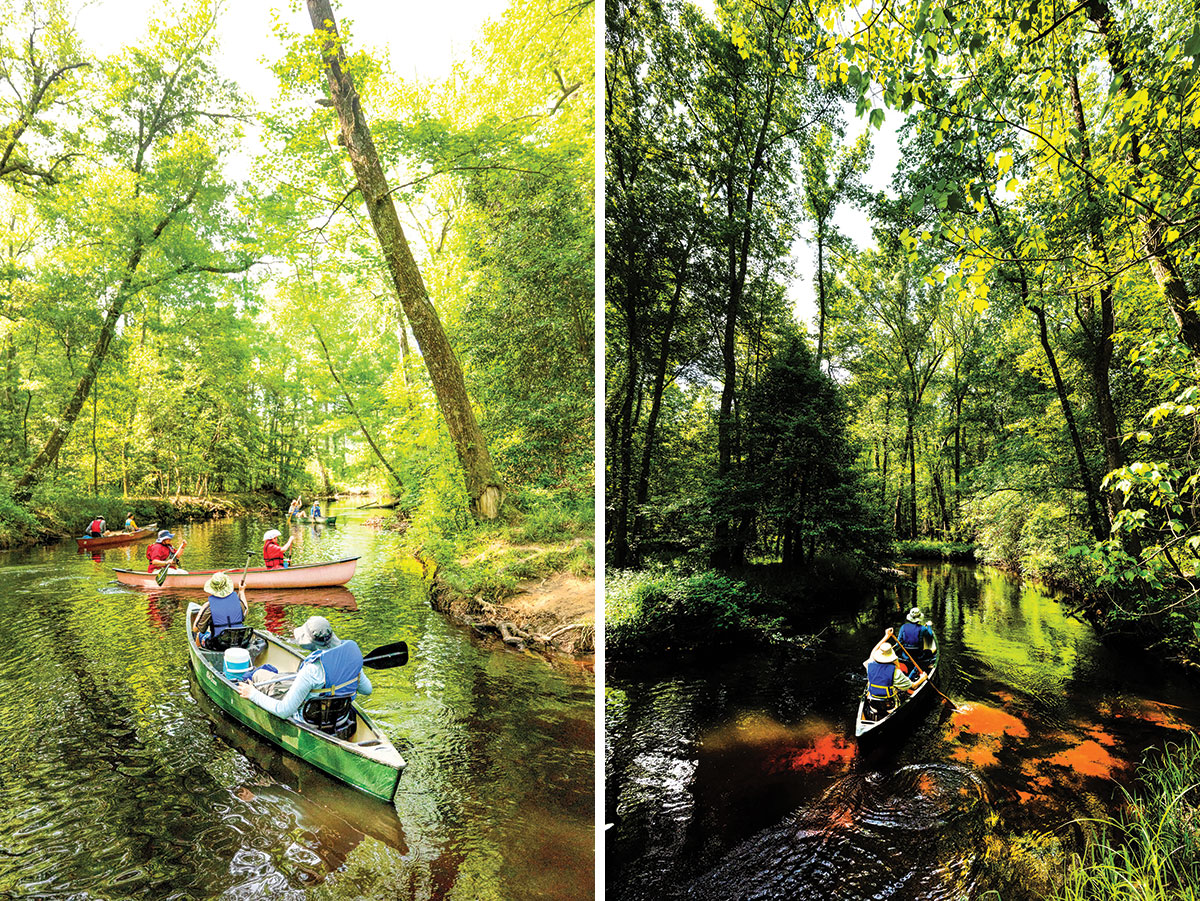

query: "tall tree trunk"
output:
907 413 917 539
307 0 503 518
815 216 827 362
1029 302 1108 541
714 78 776 568
91 385 98 494
632 247 688 564
1086 0 1200 366
313 328 403 494
1068 70 1125 526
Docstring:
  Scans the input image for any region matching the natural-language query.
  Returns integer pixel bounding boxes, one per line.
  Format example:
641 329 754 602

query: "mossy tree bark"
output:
306 0 504 519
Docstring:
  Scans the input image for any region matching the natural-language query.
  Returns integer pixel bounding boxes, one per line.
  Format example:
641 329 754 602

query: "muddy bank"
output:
430 567 595 660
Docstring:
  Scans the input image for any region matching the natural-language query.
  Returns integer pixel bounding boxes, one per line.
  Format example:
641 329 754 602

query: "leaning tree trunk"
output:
306 0 503 519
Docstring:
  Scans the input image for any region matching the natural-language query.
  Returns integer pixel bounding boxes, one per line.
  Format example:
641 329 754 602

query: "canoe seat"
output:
209 627 254 653
302 697 357 740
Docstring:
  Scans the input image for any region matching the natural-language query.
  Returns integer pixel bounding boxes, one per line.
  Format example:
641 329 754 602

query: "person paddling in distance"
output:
84 515 107 538
236 615 371 739
863 633 927 721
192 572 250 651
124 511 138 532
262 529 295 569
147 529 187 573
310 500 322 519
896 607 936 673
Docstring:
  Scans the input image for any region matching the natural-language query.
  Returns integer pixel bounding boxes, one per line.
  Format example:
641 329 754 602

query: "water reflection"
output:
0 507 593 899
607 563 1200 900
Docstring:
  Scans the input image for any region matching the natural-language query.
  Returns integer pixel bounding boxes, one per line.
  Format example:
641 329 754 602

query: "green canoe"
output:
185 602 405 802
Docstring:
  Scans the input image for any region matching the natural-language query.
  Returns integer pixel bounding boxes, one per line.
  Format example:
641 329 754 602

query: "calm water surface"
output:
0 507 594 899
606 564 1200 900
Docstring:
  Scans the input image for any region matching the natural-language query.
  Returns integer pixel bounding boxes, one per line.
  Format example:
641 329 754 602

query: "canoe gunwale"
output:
184 602 404 801
855 634 940 740
112 556 360 589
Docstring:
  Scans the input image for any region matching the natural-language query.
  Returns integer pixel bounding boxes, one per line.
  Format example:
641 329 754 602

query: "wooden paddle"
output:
154 538 187 586
238 553 252 589
251 641 410 687
886 627 959 711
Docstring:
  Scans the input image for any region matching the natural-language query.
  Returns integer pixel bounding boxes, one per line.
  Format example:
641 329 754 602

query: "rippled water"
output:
605 564 1200 900
0 508 594 899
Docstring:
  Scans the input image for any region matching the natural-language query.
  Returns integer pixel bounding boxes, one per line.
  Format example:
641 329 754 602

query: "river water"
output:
605 563 1200 900
0 507 594 900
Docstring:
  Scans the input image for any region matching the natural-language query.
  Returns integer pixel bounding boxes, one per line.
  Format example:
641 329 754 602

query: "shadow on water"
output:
0 507 594 900
606 562 1200 900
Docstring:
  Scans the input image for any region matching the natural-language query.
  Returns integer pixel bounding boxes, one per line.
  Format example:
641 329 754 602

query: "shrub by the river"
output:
1057 734 1200 900
894 539 977 561
606 569 784 659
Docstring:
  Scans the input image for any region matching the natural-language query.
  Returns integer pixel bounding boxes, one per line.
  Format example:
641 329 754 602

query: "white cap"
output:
263 529 281 542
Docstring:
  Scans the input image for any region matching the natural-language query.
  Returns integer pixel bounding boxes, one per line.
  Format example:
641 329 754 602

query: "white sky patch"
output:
789 101 903 339
75 0 511 179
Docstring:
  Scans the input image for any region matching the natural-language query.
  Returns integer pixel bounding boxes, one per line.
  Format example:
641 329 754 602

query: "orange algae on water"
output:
947 703 1029 739
767 733 856 772
944 702 1030 770
1046 740 1127 779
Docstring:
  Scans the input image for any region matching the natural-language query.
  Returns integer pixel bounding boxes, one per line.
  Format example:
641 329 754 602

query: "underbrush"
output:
405 484 595 604
1056 735 1200 900
894 539 978 561
606 568 785 659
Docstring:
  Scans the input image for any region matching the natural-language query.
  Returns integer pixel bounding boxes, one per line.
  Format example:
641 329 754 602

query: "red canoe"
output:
76 523 159 550
113 557 360 589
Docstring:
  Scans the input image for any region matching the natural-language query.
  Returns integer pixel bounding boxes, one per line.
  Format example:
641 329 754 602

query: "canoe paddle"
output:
250 641 410 687
154 538 187 586
886 627 959 711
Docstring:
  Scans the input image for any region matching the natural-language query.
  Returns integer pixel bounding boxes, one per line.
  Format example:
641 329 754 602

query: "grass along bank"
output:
1054 734 1200 900
402 487 595 658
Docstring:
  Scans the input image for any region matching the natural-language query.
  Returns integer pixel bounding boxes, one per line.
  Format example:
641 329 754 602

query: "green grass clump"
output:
1057 735 1200 900
606 568 783 660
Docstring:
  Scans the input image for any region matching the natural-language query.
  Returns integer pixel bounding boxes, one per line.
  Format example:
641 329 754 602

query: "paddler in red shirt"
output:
262 529 295 569
147 530 185 573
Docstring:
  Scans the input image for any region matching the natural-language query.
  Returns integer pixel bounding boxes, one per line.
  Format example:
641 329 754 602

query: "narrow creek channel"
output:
605 563 1200 900
0 508 594 900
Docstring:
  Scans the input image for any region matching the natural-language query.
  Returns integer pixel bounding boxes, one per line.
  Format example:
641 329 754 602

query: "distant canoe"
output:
113 557 360 590
185 602 405 802
76 522 159 550
295 514 337 525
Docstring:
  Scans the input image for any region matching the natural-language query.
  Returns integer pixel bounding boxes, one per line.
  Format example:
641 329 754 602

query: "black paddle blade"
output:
362 641 409 669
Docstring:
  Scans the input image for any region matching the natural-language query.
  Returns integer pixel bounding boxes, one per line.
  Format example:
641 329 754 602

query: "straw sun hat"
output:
906 607 923 623
203 572 234 597
871 642 899 664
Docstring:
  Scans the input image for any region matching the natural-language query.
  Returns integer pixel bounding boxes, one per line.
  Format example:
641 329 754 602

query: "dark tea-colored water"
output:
0 509 594 900
605 564 1200 900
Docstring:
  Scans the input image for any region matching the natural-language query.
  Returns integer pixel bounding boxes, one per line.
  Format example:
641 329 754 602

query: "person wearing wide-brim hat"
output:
236 614 372 739
192 571 250 651
863 632 925 719
896 606 936 674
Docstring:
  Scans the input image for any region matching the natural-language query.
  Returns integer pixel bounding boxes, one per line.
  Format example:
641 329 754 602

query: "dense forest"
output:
606 0 1200 650
0 0 593 542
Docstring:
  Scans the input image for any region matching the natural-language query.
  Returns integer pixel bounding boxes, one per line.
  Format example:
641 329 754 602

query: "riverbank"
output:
403 489 596 661
0 489 284 549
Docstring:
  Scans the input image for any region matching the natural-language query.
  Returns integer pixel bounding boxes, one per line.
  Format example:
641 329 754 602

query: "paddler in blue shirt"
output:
864 633 926 720
896 607 936 673
236 615 371 739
